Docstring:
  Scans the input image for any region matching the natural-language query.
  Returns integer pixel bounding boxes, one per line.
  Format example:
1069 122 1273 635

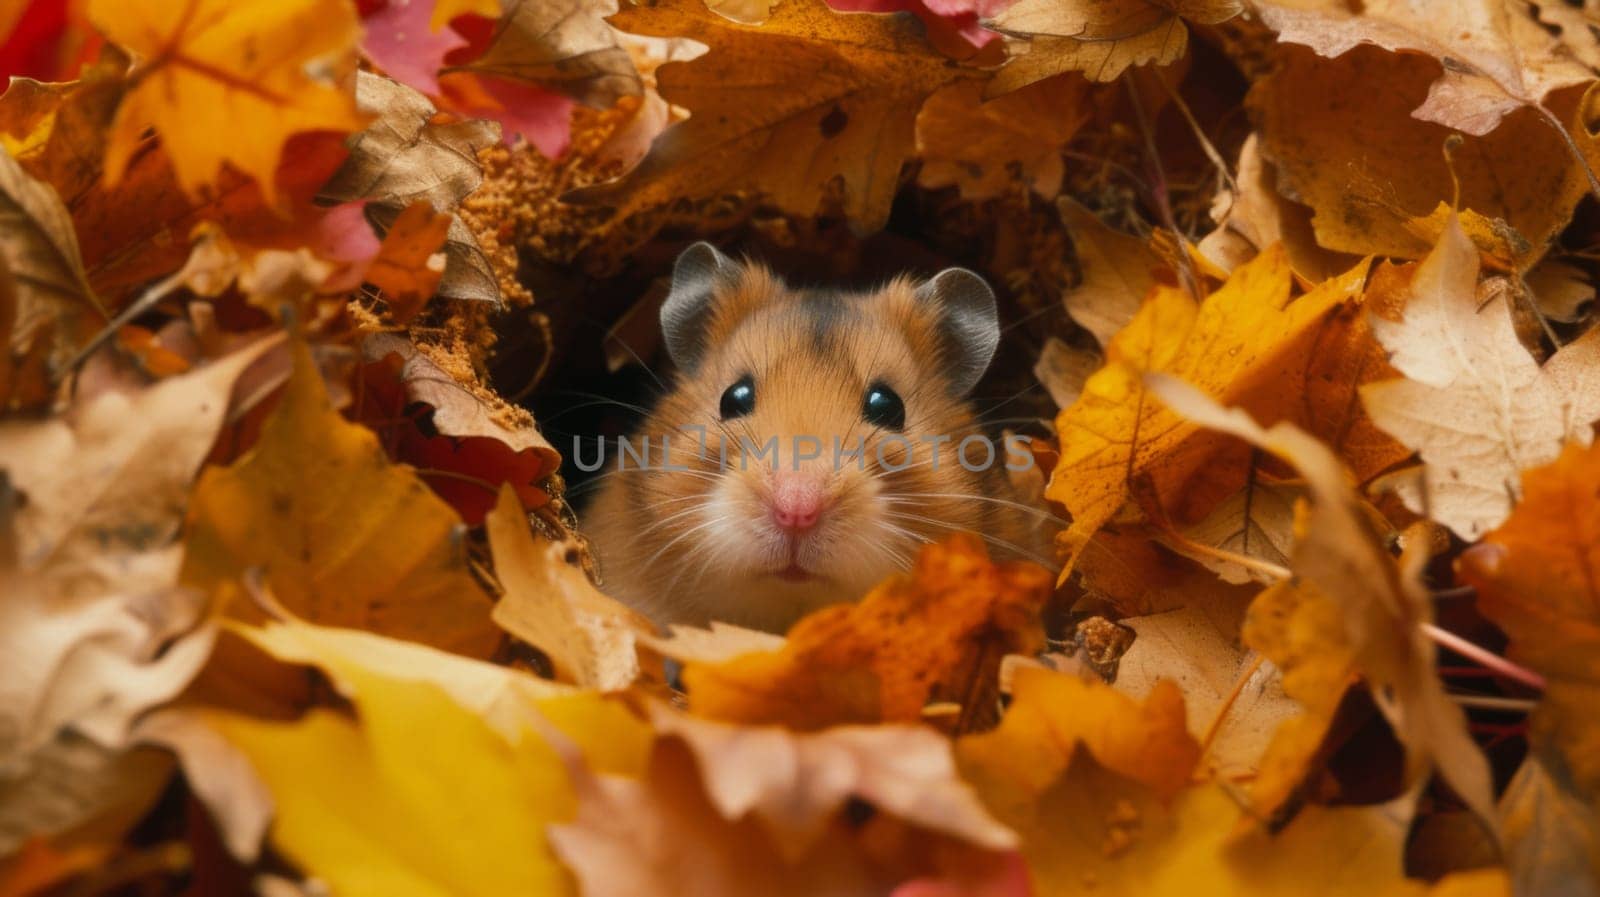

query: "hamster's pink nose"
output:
769 475 825 534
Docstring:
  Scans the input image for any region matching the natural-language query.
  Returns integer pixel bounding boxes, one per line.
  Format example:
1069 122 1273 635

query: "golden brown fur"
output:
584 259 1054 631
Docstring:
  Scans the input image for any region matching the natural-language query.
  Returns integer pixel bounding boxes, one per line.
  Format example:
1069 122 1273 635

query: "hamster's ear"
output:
915 268 999 395
660 242 735 372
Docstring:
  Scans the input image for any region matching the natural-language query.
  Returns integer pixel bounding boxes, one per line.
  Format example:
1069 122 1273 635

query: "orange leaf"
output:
682 535 1051 732
365 200 450 324
1458 440 1600 804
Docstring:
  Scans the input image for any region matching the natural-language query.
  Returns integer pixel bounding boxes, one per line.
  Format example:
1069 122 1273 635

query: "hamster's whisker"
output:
544 389 655 416
565 466 723 498
602 332 669 393
879 510 1058 568
631 502 714 541
637 516 725 576
880 491 1066 523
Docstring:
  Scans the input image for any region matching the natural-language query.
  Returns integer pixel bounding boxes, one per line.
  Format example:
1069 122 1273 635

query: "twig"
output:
1123 73 1201 300
1153 68 1237 199
1534 103 1600 204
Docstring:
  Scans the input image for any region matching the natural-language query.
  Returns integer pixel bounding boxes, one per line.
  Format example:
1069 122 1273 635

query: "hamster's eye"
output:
862 381 905 431
720 375 756 420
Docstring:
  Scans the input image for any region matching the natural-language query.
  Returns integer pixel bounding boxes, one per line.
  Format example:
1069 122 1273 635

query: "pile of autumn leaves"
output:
2 0 1600 894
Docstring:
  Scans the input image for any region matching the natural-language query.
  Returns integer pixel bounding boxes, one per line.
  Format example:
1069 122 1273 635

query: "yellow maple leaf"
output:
89 0 367 202
1045 246 1371 573
181 339 501 659
958 665 1507 896
205 647 649 897
957 666 1201 826
682 534 1050 732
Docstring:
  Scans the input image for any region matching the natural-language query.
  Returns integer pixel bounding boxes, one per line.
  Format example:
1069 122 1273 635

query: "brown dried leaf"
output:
319 72 502 304
1251 46 1599 265
915 75 1091 200
0 147 101 384
453 0 641 106
486 485 654 690
1149 375 1497 830
568 0 975 231
182 340 502 659
1057 196 1164 347
985 0 1241 89
1254 0 1596 135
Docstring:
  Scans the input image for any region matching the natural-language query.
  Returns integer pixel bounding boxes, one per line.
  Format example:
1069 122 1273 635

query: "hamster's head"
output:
603 242 1011 631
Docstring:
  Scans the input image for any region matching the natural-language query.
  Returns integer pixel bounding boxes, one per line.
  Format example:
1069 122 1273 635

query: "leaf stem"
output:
1421 622 1546 691
1198 652 1267 761
1448 693 1539 713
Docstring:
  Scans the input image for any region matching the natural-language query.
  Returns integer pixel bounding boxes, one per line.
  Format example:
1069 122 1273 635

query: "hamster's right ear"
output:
660 241 736 372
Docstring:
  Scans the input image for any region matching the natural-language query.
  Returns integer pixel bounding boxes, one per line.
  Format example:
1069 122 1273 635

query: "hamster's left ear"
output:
660 241 736 373
916 268 999 395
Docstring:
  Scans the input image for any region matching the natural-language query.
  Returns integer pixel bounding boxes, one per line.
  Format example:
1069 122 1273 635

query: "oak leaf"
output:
984 0 1240 89
0 147 101 385
89 0 367 202
451 0 641 107
181 339 502 659
1458 440 1600 806
1253 0 1596 136
682 534 1050 732
1361 215 1600 539
568 0 977 231
320 72 503 304
1045 246 1370 572
914 75 1090 201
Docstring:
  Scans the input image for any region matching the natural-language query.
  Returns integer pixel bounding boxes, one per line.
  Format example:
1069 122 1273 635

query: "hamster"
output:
582 242 1055 633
